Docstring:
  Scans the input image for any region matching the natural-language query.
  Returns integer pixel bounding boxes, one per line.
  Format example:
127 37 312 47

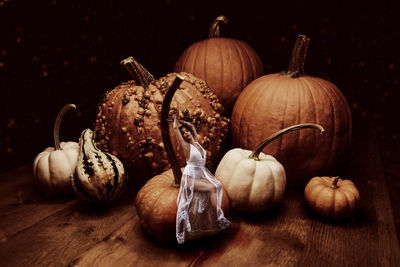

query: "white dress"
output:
176 142 231 244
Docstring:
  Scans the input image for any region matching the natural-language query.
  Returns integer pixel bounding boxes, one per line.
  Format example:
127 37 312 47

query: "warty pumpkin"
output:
231 35 352 186
304 176 360 220
135 76 229 242
33 104 79 195
93 57 229 188
216 124 324 213
174 15 264 112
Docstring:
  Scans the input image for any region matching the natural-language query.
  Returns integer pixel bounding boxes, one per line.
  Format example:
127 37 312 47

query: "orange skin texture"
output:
135 168 230 242
231 74 352 186
175 38 264 112
304 176 360 220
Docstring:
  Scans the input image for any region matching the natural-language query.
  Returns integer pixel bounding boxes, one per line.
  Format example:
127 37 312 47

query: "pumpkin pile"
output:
32 15 361 245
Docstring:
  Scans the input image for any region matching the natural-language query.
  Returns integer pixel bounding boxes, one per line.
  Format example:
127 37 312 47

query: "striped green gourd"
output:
72 128 128 204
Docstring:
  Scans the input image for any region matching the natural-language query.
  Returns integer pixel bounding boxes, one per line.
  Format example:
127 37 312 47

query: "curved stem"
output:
248 123 325 161
160 75 185 185
54 104 76 150
120 56 155 89
284 34 311 78
208 15 228 38
331 176 340 189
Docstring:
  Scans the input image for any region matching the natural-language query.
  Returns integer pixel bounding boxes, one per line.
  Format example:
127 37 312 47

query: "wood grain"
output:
0 165 75 240
0 121 399 266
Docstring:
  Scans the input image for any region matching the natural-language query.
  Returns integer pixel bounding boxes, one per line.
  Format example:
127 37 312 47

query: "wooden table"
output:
1 121 399 266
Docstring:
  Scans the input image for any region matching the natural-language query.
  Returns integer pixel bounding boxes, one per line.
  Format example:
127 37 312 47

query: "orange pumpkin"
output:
231 35 352 186
174 15 264 112
135 76 229 242
304 176 360 220
93 57 229 188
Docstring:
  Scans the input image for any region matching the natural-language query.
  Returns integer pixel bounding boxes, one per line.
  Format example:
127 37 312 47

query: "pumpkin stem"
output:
285 34 311 78
160 75 185 186
209 15 228 38
331 176 340 189
54 104 76 150
120 56 155 89
248 123 325 161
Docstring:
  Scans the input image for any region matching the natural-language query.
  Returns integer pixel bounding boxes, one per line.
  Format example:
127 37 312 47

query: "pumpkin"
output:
304 176 360 220
174 15 264 112
231 35 352 186
33 104 79 195
93 57 229 188
72 128 128 205
216 124 324 213
135 76 229 242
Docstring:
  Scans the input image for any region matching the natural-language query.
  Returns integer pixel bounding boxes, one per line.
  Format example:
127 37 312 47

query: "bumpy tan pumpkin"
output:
304 176 360 220
231 35 352 186
174 15 263 112
94 57 229 187
135 76 229 242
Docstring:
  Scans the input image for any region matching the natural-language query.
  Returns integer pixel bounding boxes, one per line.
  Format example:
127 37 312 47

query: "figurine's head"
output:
179 126 195 143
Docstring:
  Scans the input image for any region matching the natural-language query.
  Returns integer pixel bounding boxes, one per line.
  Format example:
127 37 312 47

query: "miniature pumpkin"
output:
33 104 79 195
135 76 229 242
231 35 352 186
304 176 360 220
174 15 263 112
94 57 229 188
72 128 128 205
216 124 324 213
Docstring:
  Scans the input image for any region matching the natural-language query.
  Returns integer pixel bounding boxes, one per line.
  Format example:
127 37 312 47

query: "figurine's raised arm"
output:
172 111 190 160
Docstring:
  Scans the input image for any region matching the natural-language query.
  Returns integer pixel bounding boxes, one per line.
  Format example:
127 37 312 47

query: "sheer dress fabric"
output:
176 142 231 244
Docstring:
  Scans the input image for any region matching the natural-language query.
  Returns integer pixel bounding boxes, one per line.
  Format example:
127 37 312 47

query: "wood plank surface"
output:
0 121 399 266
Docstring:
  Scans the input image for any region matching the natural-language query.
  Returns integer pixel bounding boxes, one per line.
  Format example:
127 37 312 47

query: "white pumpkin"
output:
33 104 79 195
215 123 324 213
215 148 286 213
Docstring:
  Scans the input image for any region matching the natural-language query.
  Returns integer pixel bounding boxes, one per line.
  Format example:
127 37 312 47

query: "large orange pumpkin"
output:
94 57 229 188
174 15 264 112
231 35 352 186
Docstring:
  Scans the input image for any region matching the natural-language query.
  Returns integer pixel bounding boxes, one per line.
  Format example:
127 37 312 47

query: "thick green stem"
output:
160 75 185 186
331 176 340 189
284 34 311 78
54 104 76 150
248 123 325 161
120 56 155 89
208 15 228 38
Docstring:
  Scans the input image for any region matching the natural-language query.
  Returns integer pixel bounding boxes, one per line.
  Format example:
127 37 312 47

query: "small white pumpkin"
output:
33 104 79 195
215 124 324 213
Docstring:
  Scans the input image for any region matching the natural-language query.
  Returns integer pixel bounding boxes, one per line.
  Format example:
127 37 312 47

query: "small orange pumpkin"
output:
304 176 360 220
231 35 352 186
135 76 229 242
174 15 264 112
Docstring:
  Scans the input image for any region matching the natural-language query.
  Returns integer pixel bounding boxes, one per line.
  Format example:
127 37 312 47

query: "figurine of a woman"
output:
173 112 231 244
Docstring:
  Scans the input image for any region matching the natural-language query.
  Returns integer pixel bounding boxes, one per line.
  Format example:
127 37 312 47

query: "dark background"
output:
0 0 399 232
